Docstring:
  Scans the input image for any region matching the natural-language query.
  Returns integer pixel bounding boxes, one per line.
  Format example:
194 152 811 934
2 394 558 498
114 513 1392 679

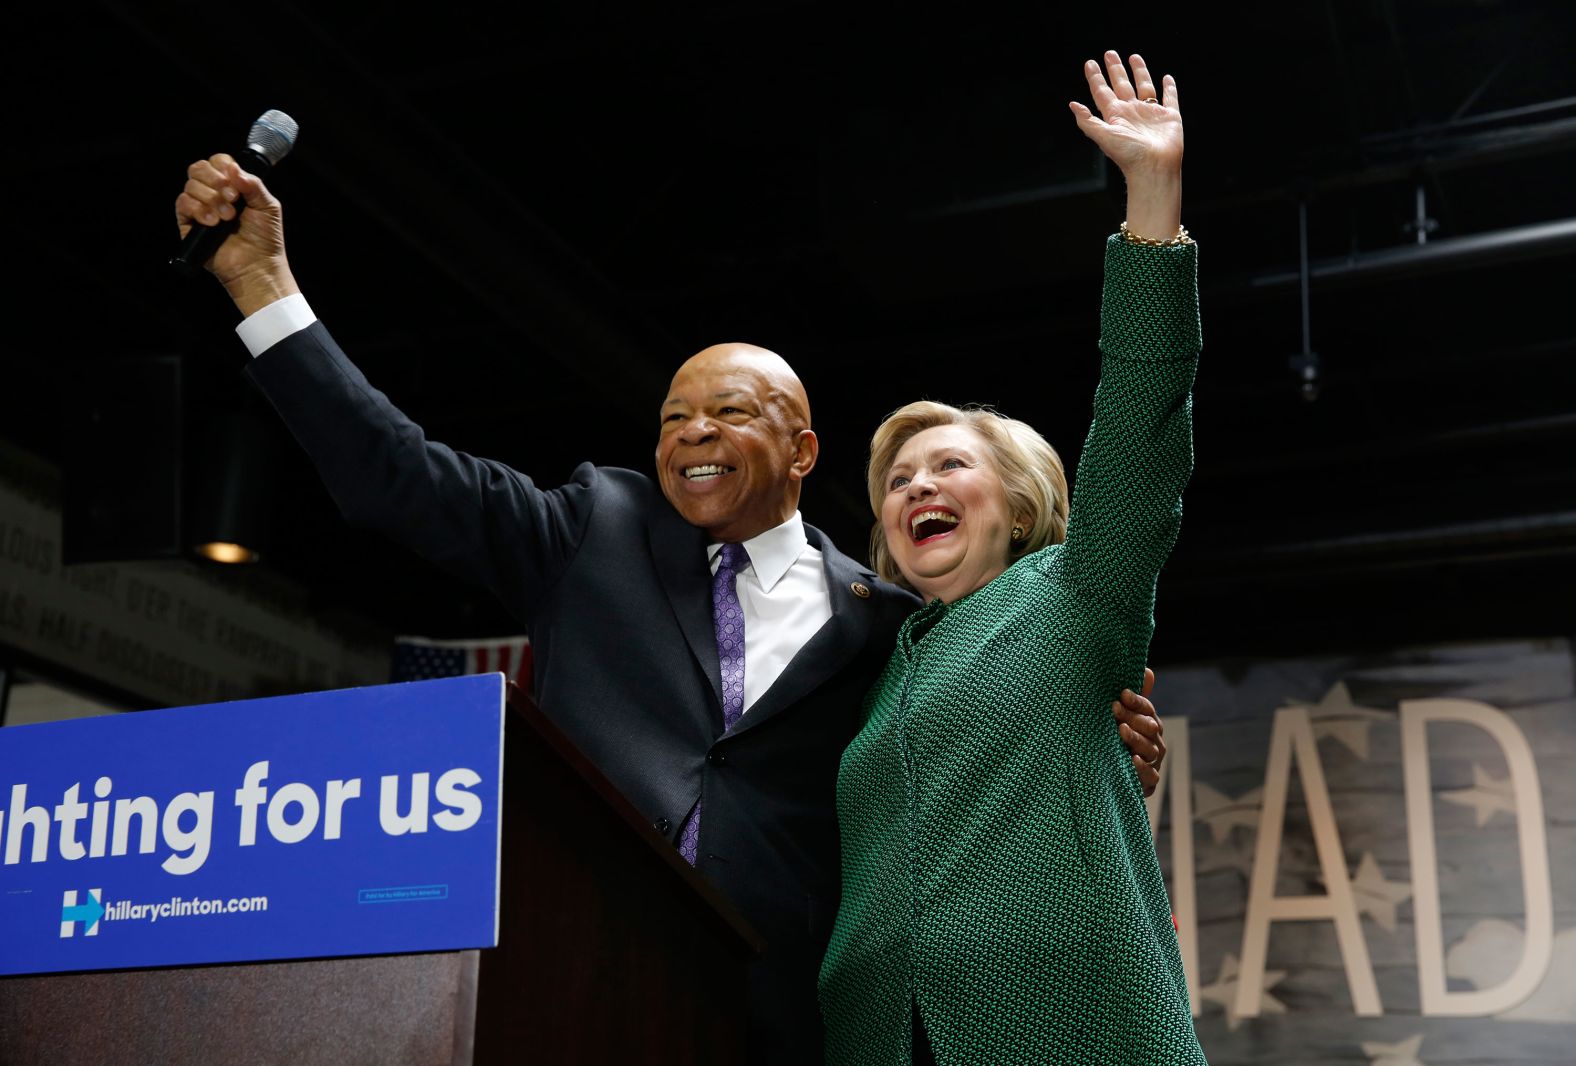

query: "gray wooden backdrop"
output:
1151 638 1575 1066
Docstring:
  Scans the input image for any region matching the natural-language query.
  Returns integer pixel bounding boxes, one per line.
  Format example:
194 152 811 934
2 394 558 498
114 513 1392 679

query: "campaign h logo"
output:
60 888 104 938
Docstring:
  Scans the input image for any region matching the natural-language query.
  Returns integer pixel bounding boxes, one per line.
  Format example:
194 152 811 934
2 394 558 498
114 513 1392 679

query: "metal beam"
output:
1243 217 1576 290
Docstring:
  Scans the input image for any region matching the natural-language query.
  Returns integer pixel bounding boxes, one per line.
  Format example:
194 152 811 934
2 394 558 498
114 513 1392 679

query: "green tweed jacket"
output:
818 236 1207 1065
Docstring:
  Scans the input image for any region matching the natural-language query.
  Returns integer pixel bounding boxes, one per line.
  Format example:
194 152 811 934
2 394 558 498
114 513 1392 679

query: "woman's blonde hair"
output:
866 400 1068 589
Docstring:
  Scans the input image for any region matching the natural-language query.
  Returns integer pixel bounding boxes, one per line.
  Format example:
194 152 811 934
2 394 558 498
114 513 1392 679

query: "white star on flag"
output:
390 634 533 687
1193 782 1262 845
1350 851 1412 933
1360 1033 1427 1066
1198 953 1287 1031
1440 763 1517 826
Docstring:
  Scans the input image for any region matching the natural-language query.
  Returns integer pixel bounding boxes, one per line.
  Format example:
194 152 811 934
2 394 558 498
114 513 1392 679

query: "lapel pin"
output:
850 582 871 599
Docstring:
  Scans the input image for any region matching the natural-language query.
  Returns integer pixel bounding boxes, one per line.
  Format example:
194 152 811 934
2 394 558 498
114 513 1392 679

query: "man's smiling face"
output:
655 344 817 543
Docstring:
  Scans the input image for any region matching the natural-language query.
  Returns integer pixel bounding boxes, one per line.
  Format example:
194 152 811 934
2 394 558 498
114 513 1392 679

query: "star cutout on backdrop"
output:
1198 952 1288 1031
1440 763 1517 826
1193 782 1263 845
1360 1033 1427 1066
1350 851 1413 933
1291 681 1394 760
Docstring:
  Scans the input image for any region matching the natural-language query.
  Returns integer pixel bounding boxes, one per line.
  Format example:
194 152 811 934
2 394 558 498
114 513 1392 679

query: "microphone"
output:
170 109 300 273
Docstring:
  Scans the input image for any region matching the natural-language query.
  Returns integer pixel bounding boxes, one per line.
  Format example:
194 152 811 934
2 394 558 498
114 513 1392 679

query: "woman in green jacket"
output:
818 51 1208 1065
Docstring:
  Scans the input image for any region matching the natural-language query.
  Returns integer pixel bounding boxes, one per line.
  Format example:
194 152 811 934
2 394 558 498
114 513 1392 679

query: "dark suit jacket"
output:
246 322 918 1064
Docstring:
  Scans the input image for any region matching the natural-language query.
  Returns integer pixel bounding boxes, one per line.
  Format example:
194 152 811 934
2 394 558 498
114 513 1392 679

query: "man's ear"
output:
789 429 819 481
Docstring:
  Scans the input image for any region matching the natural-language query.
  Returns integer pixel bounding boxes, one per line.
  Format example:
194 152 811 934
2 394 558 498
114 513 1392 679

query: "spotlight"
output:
186 412 281 566
194 541 261 565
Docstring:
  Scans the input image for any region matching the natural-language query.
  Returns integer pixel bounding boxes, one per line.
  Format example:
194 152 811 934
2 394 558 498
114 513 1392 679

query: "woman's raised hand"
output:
1069 51 1184 241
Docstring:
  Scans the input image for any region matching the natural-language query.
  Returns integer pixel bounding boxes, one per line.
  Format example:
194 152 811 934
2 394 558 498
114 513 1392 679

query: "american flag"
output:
390 634 533 688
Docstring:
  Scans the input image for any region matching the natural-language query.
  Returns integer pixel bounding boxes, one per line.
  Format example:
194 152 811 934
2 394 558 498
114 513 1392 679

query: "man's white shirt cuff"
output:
236 293 317 358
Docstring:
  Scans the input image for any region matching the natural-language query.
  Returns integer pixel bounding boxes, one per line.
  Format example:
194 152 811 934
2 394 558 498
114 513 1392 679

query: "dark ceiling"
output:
9 1 1576 667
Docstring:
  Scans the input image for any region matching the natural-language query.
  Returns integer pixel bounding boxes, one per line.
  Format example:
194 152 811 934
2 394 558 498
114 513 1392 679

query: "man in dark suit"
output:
174 153 1167 1064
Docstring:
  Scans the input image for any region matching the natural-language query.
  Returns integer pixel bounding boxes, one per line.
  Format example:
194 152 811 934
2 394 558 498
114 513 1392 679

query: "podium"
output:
0 684 762 1064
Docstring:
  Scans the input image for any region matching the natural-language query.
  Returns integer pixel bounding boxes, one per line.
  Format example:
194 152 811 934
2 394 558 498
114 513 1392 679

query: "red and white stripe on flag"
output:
468 639 533 686
390 634 533 689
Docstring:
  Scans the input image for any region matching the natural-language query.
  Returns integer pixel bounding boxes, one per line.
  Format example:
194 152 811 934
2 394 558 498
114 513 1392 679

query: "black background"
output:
9 1 1576 667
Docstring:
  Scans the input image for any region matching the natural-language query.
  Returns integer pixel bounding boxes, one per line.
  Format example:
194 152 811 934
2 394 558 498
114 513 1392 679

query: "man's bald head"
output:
672 343 812 430
655 342 819 542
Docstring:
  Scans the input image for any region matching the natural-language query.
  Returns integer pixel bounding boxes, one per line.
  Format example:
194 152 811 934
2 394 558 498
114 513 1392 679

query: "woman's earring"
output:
1011 525 1025 542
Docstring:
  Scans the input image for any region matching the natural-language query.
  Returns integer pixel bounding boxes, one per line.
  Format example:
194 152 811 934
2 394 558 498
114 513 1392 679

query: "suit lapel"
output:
728 526 879 736
649 503 724 715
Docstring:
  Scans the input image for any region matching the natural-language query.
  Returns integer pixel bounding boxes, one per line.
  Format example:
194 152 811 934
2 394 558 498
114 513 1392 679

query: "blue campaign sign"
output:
0 674 503 976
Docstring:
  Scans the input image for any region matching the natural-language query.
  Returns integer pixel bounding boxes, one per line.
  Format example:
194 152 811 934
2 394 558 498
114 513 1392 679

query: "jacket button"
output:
653 818 670 834
707 751 727 765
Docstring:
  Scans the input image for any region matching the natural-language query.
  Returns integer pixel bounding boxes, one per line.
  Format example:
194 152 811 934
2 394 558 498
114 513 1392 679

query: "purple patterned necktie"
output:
678 542 750 865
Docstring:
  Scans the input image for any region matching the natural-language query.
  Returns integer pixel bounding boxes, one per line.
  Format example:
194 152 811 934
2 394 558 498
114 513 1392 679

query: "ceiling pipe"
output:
1244 216 1576 290
1250 511 1576 560
1366 94 1576 145
1189 111 1576 216
1166 511 1576 586
1200 412 1576 480
1287 198 1320 400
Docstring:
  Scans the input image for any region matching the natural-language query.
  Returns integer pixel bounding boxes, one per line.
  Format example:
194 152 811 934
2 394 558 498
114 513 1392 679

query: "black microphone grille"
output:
245 109 300 167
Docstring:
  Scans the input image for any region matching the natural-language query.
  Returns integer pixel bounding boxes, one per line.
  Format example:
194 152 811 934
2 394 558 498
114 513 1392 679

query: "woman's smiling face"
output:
880 424 1022 603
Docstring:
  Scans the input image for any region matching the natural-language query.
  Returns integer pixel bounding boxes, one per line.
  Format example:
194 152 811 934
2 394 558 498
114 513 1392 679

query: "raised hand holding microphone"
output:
172 111 297 267
173 111 302 317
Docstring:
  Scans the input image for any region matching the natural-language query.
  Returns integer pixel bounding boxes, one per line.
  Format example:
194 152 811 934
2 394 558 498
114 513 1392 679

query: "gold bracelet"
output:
1119 221 1194 247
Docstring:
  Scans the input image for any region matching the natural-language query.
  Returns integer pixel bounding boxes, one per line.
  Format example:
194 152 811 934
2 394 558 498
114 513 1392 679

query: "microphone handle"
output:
170 148 273 273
